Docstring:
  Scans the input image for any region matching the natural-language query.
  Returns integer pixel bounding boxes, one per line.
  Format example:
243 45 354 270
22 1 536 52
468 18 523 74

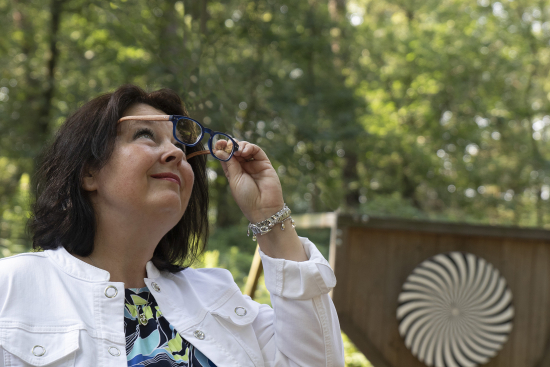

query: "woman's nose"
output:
162 141 185 163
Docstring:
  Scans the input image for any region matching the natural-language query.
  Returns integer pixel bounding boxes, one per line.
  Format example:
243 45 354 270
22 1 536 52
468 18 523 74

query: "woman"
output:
0 85 344 366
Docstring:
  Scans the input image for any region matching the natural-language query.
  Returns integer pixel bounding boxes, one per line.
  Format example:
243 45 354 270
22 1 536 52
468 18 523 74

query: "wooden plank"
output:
338 226 550 367
327 213 339 299
333 220 353 317
348 228 371 355
337 215 550 241
535 332 550 367
504 238 530 366
243 246 263 300
390 231 427 367
533 244 550 367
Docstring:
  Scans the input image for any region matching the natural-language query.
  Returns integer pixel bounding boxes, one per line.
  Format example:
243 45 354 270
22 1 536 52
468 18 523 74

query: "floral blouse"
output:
124 287 218 367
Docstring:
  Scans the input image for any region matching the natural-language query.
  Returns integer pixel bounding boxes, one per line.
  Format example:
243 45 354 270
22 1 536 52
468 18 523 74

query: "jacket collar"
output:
145 261 161 279
45 246 161 282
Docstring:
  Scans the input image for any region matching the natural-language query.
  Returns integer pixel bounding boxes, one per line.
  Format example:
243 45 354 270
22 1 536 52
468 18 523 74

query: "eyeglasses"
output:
117 115 239 161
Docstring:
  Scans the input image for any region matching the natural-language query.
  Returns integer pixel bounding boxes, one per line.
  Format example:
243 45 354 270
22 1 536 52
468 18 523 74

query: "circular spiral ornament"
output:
396 252 514 367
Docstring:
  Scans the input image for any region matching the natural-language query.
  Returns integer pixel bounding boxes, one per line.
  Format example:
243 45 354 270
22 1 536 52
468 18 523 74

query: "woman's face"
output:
83 103 195 227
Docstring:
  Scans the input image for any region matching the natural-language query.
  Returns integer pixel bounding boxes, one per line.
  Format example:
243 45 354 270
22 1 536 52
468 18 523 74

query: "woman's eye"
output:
134 128 155 140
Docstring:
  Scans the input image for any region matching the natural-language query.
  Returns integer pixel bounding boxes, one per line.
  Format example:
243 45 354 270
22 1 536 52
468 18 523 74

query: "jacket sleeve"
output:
251 237 345 367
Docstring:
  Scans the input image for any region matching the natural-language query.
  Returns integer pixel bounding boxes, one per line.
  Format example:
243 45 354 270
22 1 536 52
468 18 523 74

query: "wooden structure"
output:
245 213 550 367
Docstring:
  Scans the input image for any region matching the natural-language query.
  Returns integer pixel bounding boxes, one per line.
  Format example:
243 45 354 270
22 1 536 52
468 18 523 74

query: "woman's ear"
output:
82 165 98 192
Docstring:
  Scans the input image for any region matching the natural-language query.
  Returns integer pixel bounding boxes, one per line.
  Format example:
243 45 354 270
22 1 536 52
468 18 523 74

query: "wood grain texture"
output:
332 217 550 367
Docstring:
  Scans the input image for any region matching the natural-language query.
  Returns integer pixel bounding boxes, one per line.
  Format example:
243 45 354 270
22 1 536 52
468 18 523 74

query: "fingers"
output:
232 141 268 162
220 141 265 180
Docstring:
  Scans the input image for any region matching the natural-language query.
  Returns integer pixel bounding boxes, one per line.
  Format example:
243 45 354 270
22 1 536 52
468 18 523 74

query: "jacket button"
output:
234 307 247 316
104 285 118 298
151 282 161 292
32 345 46 356
108 346 121 356
194 330 205 340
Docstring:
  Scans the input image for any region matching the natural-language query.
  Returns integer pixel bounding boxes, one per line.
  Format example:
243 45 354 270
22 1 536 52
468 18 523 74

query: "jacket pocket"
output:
209 291 263 367
210 290 259 326
1 327 79 367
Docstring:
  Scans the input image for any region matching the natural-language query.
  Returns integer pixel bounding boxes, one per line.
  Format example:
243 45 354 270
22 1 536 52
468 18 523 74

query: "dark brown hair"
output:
29 84 208 272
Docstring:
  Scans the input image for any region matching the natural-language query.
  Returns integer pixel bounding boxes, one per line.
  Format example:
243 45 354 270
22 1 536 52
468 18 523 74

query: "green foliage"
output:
349 0 550 226
342 332 373 367
4 0 550 246
205 224 257 287
0 172 32 257
295 227 331 257
4 1 550 364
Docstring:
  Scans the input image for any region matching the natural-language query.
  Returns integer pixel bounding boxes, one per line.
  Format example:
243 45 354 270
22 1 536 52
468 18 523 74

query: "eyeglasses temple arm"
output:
117 115 171 123
187 150 210 159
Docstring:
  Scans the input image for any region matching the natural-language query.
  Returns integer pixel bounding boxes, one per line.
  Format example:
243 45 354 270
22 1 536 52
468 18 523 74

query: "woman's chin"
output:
145 193 187 214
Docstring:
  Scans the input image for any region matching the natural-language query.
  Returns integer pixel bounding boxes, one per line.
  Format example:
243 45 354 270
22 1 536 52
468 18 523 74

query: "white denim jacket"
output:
0 237 344 367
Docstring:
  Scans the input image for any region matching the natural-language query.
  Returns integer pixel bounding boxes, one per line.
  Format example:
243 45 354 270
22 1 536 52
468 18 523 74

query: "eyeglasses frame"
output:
117 115 239 161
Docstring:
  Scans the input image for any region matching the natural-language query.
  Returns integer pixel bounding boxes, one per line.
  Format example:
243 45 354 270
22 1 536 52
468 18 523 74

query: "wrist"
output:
257 227 308 261
244 201 285 223
247 203 295 241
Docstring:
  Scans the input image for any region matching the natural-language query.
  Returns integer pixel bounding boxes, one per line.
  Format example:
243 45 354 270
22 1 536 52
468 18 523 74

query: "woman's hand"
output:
220 141 285 223
220 141 307 261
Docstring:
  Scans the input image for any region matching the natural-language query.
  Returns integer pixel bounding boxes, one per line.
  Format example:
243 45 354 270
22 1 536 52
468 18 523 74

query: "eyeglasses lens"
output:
211 133 235 161
176 118 202 145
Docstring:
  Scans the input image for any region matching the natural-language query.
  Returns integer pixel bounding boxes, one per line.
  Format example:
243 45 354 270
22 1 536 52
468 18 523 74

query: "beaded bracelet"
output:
247 204 296 241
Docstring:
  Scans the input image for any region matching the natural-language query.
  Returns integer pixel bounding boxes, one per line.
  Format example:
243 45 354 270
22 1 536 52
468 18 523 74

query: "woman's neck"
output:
77 194 181 287
77 218 170 288
83 247 150 288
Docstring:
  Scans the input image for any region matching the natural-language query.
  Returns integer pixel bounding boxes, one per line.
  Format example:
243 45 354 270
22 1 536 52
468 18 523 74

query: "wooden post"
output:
244 246 263 299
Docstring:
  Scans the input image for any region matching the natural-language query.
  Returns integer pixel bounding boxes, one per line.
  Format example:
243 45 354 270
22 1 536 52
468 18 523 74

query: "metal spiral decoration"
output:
397 252 514 367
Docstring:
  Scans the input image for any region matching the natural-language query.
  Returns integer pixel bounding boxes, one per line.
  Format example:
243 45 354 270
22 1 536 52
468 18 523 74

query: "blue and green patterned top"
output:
124 287 218 367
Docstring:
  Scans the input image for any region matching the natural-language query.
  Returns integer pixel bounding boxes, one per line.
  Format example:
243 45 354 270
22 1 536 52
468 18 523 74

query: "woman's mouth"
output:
151 172 181 186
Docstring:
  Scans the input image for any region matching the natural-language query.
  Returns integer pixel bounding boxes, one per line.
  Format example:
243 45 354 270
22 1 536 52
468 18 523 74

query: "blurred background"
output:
1 0 549 365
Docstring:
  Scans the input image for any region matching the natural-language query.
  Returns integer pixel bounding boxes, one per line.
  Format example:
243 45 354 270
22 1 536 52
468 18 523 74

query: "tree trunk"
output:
200 0 208 36
328 0 346 21
36 0 64 141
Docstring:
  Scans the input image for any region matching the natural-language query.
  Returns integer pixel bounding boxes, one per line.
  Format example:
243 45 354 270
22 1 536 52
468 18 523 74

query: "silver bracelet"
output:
247 204 296 241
